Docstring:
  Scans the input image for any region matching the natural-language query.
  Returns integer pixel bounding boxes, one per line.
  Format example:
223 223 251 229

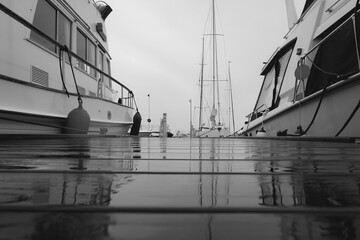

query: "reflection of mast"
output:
199 140 203 206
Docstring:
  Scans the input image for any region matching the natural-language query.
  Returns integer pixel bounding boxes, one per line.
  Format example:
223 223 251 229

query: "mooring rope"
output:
58 48 70 97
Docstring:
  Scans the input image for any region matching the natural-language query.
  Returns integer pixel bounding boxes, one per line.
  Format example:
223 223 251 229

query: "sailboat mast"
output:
212 0 216 110
211 0 222 125
199 37 205 130
228 61 235 134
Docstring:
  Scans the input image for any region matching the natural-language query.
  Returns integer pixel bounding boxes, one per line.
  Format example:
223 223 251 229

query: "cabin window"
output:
58 13 71 48
98 51 104 71
305 18 359 96
105 58 112 88
255 68 276 113
274 49 293 101
254 49 293 112
30 0 56 52
30 0 71 53
76 30 87 70
88 41 96 77
76 29 96 78
252 42 294 119
98 50 104 82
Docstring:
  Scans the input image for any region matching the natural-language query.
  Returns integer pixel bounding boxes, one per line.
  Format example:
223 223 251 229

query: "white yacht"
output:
0 0 140 135
240 0 360 138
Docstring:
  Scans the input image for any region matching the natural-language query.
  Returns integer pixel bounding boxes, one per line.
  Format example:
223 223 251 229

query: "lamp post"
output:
147 94 151 130
189 99 193 137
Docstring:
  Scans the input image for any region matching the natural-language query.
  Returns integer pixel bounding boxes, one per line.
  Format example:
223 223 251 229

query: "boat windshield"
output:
253 42 295 116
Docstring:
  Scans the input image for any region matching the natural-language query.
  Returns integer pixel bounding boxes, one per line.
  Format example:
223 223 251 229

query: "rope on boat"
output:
65 46 83 105
300 3 360 136
335 100 360 137
0 3 135 99
300 83 329 136
58 48 70 97
304 55 358 80
333 1 360 136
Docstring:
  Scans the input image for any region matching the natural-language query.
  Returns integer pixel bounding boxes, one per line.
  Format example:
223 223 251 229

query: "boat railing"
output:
302 7 360 71
0 3 135 109
247 104 269 122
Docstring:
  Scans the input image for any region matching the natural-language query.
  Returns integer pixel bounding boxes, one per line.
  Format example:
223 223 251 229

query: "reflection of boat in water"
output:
1 136 360 239
194 0 235 138
138 124 157 137
0 0 140 135
240 0 360 137
138 125 173 137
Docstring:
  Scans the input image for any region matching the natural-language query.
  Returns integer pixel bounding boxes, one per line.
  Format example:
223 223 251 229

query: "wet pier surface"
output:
1 136 360 239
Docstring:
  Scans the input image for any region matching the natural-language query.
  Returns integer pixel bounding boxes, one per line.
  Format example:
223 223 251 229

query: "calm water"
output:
0 136 360 239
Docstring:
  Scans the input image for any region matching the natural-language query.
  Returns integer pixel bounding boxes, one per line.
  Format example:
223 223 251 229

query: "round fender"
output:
65 103 90 134
130 111 142 136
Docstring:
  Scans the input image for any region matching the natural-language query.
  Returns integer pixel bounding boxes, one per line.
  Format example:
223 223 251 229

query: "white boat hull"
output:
0 77 134 135
244 77 360 138
0 0 138 135
240 0 360 139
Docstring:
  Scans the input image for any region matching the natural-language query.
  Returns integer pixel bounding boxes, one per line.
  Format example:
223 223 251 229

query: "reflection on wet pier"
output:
0 136 360 239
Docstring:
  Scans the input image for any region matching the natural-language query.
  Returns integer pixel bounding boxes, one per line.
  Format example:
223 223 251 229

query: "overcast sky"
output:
104 0 306 133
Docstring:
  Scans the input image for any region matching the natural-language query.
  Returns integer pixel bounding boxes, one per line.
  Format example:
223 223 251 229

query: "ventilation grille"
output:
31 66 49 87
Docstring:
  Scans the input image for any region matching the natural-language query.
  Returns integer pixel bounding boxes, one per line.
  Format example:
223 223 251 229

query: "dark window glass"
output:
105 58 112 87
76 29 97 78
58 13 71 48
88 41 96 77
305 20 358 96
76 30 87 71
30 0 56 52
98 51 104 71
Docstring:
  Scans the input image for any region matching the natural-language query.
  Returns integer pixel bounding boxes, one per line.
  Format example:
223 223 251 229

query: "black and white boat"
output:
241 0 360 138
0 0 140 135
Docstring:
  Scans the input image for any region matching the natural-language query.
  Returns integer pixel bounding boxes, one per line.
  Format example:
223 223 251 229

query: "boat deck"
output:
1 135 360 239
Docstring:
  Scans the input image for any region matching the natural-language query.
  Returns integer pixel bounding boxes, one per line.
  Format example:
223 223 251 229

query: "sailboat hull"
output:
195 129 230 138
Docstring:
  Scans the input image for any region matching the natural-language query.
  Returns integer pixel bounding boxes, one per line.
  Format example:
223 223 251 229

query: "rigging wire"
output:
198 0 231 130
65 46 83 104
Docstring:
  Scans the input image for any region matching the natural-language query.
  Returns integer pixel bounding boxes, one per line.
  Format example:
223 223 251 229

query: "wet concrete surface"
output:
0 136 360 239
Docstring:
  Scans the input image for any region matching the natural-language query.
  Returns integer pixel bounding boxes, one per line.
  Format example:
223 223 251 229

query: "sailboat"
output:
194 0 235 138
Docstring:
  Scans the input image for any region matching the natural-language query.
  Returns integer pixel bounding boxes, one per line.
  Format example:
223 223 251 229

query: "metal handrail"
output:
246 104 268 121
302 8 357 60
